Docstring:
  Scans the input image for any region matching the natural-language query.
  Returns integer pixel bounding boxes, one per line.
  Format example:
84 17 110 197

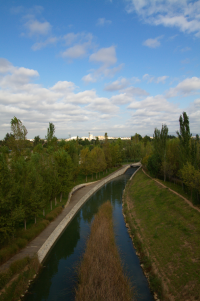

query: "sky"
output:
0 0 200 139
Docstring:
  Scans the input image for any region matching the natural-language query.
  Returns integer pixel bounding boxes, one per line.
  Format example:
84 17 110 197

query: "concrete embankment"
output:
0 164 138 273
37 165 132 263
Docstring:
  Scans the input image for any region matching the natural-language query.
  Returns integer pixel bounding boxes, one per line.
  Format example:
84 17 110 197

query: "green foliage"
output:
147 154 161 177
176 111 192 165
7 117 28 157
33 135 41 147
33 143 43 153
0 257 30 290
0 257 40 301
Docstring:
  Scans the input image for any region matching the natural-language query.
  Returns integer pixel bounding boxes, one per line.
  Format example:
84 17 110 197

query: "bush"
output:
45 206 63 221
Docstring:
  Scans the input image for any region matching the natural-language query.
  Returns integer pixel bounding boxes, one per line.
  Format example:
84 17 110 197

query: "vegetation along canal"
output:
24 167 154 301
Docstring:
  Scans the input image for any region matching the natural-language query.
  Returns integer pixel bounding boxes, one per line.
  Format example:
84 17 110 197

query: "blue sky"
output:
0 0 200 139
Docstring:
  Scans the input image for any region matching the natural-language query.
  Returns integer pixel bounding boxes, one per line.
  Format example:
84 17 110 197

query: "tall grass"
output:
75 201 134 301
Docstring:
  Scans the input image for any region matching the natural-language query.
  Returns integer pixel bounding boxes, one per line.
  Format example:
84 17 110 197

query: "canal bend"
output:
25 167 154 301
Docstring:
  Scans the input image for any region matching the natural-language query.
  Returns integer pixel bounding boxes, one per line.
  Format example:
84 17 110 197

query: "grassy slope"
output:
124 169 200 301
0 256 40 301
75 201 133 301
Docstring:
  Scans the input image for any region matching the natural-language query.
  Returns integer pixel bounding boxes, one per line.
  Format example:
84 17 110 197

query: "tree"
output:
91 147 106 178
103 142 112 172
33 135 41 147
3 132 14 145
180 162 200 201
143 135 151 147
0 154 24 242
176 112 192 165
110 144 121 167
131 133 142 143
54 149 74 202
11 117 28 140
147 154 162 178
8 117 28 157
152 124 168 180
80 148 92 182
45 122 57 147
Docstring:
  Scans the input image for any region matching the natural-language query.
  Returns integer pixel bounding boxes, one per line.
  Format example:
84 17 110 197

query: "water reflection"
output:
25 167 154 301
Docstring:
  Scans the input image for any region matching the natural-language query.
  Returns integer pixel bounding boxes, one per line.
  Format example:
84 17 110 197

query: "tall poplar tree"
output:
176 112 192 166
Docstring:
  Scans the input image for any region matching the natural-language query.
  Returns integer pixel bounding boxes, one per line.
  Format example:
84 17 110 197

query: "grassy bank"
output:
0 256 40 301
75 201 133 301
123 169 200 301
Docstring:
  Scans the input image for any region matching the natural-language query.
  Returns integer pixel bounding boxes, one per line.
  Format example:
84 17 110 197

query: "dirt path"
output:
142 168 200 214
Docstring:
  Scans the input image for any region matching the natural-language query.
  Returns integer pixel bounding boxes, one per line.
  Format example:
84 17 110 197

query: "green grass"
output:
0 257 30 290
124 169 200 301
0 256 40 301
155 178 191 200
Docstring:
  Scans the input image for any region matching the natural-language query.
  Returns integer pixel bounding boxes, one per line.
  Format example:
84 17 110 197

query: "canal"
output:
25 167 154 301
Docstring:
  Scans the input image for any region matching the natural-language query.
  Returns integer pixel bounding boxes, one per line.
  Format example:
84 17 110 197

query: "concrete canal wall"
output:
37 164 135 263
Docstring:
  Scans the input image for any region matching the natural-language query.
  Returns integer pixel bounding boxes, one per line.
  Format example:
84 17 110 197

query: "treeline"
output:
0 117 145 245
1 112 199 245
143 112 200 204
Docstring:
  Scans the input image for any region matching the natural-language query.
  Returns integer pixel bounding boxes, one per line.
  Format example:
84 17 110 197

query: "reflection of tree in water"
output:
25 211 81 301
81 177 131 223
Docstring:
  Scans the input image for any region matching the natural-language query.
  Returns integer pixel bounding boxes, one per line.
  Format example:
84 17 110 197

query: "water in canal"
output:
25 167 154 301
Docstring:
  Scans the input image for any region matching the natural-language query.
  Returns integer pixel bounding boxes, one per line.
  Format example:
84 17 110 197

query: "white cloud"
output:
61 32 94 59
143 74 169 83
96 18 112 26
32 37 58 50
24 19 51 36
61 44 88 58
1 59 199 138
0 58 13 73
0 59 122 138
111 86 149 105
82 46 122 82
143 36 163 48
0 66 39 91
127 94 182 132
63 33 79 45
131 77 141 83
104 78 130 91
82 74 97 84
50 81 76 92
122 86 149 96
181 46 191 52
125 0 200 37
103 64 124 77
90 46 117 66
86 97 119 114
166 77 200 98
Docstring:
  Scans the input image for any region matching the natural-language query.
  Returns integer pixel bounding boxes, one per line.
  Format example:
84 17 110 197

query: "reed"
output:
75 201 134 301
